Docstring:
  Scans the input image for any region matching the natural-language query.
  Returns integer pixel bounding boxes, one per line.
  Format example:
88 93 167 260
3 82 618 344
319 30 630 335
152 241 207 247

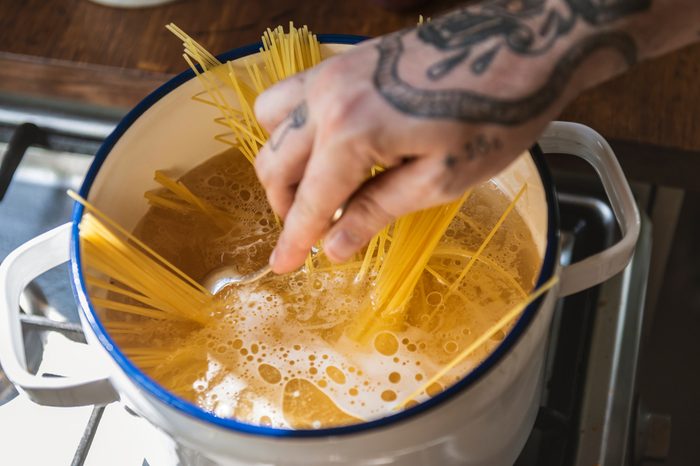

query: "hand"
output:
254 1 647 274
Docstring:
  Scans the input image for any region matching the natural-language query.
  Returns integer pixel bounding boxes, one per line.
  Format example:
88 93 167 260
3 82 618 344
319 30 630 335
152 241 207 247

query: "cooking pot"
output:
0 35 640 465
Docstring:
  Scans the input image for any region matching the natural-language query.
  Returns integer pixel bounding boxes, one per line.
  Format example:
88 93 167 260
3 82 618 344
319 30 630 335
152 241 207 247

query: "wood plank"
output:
0 53 169 110
1 0 699 152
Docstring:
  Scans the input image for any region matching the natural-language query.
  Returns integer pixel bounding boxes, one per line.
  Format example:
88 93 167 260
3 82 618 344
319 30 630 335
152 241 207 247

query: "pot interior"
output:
75 40 551 432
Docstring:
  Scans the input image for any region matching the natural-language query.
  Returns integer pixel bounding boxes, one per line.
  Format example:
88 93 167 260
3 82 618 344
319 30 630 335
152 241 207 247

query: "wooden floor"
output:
638 190 700 465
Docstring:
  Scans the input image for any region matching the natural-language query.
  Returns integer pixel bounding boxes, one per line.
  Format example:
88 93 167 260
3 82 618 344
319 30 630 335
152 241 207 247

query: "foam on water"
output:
104 148 540 429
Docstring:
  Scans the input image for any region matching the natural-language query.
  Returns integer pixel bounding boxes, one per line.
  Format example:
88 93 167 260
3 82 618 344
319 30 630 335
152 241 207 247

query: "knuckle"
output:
313 65 371 127
314 56 352 87
326 133 378 174
323 94 360 131
255 74 308 130
253 93 273 127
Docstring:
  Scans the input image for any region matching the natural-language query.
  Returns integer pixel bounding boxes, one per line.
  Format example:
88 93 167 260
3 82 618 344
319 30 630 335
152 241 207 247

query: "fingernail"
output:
325 229 363 262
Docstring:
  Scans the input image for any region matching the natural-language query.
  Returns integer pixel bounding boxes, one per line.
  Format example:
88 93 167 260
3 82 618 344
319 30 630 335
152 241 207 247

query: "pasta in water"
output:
75 24 544 429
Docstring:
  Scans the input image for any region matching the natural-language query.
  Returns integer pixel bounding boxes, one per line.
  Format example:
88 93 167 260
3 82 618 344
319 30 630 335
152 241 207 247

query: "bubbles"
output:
326 366 346 385
443 341 459 354
388 372 401 384
207 175 224 187
258 363 282 384
380 390 397 402
282 378 362 429
426 291 443 306
426 382 443 397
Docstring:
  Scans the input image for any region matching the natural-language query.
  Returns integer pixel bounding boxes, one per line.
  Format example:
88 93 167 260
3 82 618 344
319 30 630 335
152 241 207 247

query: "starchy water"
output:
102 148 541 429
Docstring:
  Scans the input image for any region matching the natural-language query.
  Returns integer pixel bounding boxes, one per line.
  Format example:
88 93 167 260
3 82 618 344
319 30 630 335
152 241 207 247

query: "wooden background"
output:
1 0 699 187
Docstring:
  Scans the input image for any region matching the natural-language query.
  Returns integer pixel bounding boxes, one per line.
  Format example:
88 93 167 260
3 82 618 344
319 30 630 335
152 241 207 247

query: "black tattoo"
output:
374 31 636 125
417 0 650 79
270 101 308 151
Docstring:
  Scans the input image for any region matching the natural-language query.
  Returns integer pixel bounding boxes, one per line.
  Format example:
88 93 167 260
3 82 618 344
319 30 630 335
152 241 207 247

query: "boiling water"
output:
106 148 541 429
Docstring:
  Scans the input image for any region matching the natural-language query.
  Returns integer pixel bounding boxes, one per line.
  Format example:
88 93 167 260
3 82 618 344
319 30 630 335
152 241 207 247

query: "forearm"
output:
614 0 700 61
569 0 700 91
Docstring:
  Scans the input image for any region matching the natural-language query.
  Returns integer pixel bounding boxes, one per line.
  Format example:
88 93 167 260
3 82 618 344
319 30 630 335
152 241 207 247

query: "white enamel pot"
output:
0 35 640 465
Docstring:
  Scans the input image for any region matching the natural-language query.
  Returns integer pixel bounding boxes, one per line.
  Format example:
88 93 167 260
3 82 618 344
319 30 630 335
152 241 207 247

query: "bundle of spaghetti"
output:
350 182 530 342
69 190 221 327
166 22 320 165
347 190 472 342
144 170 234 230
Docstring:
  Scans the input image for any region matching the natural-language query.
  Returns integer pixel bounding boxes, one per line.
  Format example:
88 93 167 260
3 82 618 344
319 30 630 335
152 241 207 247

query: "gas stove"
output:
0 114 658 466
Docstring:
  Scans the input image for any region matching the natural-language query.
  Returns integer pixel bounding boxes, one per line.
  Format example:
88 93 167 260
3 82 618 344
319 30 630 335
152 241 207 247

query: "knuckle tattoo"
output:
269 101 308 152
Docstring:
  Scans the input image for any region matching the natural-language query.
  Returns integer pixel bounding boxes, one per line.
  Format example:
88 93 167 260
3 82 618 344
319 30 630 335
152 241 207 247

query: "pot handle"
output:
0 222 119 406
539 122 641 297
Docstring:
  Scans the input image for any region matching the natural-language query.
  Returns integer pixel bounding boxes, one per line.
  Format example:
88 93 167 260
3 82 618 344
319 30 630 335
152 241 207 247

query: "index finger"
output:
269 136 373 273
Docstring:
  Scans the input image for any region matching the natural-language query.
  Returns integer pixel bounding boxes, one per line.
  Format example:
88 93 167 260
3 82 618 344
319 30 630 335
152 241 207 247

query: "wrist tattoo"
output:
374 0 649 125
270 101 308 151
418 0 651 80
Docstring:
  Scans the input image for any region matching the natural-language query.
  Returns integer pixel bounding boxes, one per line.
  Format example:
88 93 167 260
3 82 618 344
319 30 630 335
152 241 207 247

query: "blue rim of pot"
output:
69 34 560 438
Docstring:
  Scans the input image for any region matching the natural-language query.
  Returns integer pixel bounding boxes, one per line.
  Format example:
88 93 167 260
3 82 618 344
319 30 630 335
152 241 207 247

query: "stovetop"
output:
0 120 652 466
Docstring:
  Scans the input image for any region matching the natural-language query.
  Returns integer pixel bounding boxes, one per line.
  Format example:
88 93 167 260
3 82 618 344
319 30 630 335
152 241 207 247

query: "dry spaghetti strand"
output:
69 190 220 326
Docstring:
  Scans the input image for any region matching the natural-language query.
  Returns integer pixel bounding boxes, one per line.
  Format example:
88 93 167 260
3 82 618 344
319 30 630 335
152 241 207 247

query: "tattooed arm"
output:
254 0 700 273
